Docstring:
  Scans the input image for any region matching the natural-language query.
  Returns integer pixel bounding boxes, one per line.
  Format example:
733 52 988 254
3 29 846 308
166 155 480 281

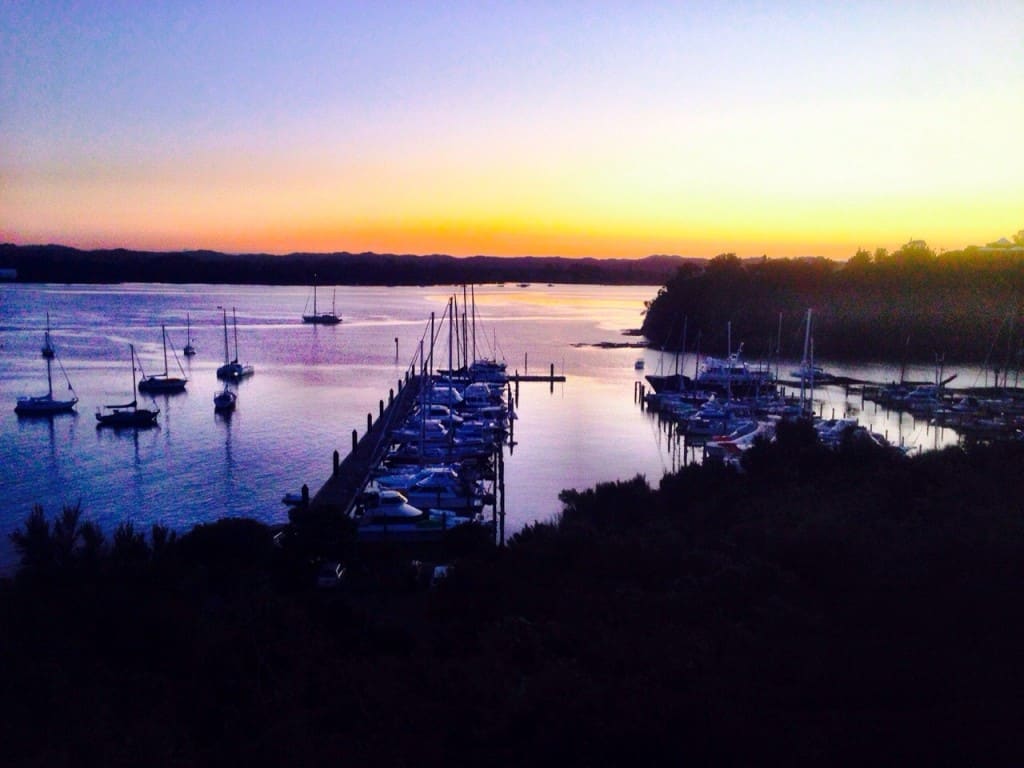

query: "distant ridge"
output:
0 243 704 286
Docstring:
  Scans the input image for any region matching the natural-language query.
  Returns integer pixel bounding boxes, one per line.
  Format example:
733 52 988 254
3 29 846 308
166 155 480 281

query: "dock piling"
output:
333 450 339 475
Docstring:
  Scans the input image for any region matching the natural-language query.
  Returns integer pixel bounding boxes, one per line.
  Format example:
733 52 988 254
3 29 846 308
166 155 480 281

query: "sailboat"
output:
138 325 188 393
96 344 160 427
790 309 835 383
183 313 196 356
15 326 78 415
41 312 56 359
216 307 254 380
214 385 237 412
302 274 341 325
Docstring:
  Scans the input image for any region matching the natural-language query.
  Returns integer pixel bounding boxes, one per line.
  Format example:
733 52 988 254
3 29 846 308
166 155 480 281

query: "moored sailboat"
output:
216 307 254 380
214 385 237 412
138 325 188 393
15 326 78 415
302 274 341 325
41 312 56 359
96 344 160 428
183 312 196 356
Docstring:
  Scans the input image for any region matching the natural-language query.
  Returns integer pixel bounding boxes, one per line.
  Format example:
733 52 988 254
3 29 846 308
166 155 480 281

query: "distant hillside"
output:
0 244 700 286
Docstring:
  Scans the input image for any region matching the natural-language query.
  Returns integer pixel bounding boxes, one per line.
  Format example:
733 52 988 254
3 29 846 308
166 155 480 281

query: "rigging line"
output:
56 353 75 393
169 329 187 376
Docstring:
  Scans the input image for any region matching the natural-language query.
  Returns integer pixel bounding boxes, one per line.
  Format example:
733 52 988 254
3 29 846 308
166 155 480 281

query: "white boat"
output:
302 274 341 325
183 312 196 356
15 326 78 415
901 385 942 413
216 307 254 380
460 381 499 409
352 487 475 542
791 363 835 383
695 352 775 397
374 467 487 513
213 386 236 412
96 344 159 428
138 325 188 393
425 384 463 407
705 420 775 463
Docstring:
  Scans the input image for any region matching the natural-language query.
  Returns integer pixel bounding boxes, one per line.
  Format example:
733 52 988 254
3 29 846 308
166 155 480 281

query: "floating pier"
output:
307 374 423 516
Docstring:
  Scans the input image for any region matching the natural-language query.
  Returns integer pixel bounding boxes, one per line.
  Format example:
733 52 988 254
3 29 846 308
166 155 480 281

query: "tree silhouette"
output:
9 504 53 573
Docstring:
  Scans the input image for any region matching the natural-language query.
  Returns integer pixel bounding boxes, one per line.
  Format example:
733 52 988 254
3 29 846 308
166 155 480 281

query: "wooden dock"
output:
306 374 423 516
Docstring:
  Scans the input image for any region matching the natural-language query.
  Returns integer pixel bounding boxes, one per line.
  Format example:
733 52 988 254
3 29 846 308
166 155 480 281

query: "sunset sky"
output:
2 1 1022 259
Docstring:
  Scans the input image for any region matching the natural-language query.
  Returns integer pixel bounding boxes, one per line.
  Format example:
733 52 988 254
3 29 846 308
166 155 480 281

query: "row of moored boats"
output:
14 309 254 425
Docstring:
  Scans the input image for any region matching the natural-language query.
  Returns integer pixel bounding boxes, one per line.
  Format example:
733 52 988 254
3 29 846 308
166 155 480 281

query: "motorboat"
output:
790 363 835 383
352 487 475 542
460 381 498 409
901 385 943 414
705 420 775 463
96 344 159 428
374 467 487 513
695 352 775 397
425 384 464 407
15 324 78 415
138 325 188 393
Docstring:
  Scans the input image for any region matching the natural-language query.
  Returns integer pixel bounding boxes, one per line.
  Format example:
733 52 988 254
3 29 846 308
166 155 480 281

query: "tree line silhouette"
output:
642 239 1024 365
4 426 1024 765
0 243 690 286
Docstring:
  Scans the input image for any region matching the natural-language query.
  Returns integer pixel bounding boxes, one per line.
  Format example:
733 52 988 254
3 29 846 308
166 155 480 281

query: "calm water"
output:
1 282 975 573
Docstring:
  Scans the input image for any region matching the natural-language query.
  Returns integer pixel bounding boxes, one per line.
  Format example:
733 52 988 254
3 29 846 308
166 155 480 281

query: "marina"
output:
3 281 1019 574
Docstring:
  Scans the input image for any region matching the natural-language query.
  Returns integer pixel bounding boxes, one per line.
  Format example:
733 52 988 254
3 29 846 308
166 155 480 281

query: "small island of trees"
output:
641 232 1024 365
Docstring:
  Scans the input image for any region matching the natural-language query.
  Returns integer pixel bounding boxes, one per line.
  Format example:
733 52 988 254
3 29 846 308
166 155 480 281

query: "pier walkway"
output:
307 374 423 517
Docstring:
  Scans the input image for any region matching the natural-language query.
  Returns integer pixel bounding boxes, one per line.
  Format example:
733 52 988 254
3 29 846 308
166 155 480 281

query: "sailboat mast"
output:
45 352 54 398
162 324 169 376
233 308 240 363
677 316 687 377
130 344 138 395
471 285 477 362
799 310 810 408
222 309 230 364
313 274 318 317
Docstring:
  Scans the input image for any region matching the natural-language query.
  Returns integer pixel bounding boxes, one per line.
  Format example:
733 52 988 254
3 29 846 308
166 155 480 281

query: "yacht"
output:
15 325 78 415
96 344 159 428
301 274 342 325
138 325 188 393
216 307 254 380
352 487 475 542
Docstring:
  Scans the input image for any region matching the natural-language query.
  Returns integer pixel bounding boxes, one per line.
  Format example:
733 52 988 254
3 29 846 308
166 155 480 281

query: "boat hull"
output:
302 314 341 325
214 392 236 411
15 395 78 415
138 376 187 393
96 408 159 428
216 363 254 380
